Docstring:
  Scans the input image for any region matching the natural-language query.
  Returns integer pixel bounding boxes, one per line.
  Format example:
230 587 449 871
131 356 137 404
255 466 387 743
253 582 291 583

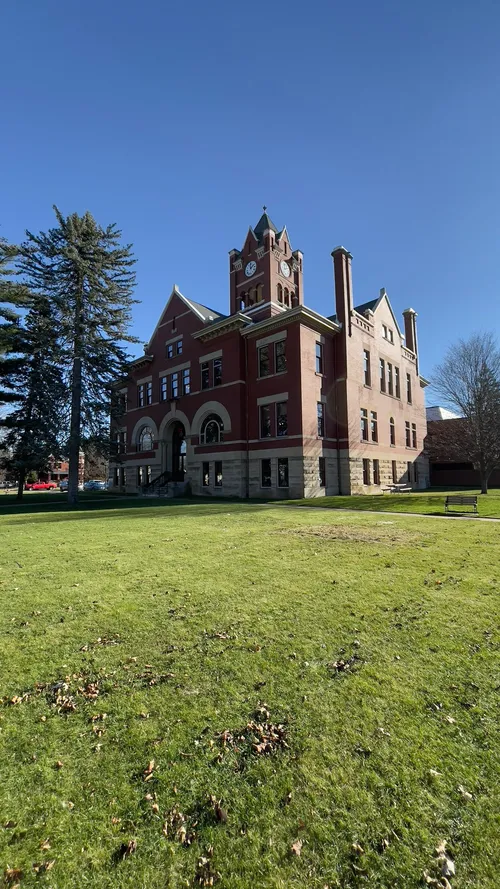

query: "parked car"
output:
24 481 58 491
59 480 84 491
83 479 107 491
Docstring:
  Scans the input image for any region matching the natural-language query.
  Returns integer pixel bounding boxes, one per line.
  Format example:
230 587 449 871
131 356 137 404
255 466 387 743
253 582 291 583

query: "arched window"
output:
138 426 154 451
240 294 246 311
284 288 290 307
389 417 395 446
256 283 263 302
200 414 224 445
277 283 283 303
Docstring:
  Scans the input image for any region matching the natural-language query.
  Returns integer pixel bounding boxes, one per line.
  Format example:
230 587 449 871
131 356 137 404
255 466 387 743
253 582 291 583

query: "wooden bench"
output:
445 495 478 514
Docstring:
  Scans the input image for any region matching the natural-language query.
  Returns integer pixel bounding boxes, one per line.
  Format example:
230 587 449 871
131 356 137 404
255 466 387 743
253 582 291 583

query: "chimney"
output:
403 308 419 374
331 246 353 336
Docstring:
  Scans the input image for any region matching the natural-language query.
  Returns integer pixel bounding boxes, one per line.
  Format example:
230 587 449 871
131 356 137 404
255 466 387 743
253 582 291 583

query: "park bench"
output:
445 495 478 514
382 484 413 494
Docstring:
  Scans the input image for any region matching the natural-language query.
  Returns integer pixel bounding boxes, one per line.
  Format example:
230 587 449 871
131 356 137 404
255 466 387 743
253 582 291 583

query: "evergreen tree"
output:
0 237 31 407
20 207 137 503
1 294 66 499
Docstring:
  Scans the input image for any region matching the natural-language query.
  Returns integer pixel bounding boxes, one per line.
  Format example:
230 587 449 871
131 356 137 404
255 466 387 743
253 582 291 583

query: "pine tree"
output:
0 237 31 407
1 294 66 499
20 207 137 503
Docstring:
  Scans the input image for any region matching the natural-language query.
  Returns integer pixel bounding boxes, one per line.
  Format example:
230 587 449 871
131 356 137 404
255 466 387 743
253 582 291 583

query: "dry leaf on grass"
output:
117 839 137 860
3 868 23 884
291 838 303 856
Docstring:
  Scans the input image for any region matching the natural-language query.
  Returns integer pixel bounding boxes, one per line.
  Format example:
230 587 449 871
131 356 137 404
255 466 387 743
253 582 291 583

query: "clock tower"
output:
228 209 304 319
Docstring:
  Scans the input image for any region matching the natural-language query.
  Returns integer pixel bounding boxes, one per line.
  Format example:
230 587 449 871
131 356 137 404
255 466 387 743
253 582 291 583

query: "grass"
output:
0 498 499 888
283 488 500 518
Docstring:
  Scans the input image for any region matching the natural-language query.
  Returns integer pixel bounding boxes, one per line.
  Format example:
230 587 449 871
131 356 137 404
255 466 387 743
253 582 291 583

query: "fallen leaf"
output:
351 842 364 855
55 760 64 769
40 838 51 851
33 860 55 874
291 839 303 856
457 784 473 801
429 769 441 778
441 857 455 878
117 839 137 860
3 868 23 884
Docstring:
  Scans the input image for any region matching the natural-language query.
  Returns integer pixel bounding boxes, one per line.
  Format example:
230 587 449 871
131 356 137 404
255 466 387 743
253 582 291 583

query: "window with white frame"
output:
200 414 224 444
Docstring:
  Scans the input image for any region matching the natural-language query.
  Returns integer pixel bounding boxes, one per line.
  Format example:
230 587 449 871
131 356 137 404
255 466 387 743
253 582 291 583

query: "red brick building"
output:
110 212 429 497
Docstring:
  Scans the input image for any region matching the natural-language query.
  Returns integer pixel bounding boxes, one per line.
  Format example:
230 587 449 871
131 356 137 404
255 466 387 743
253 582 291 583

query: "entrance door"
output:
171 422 186 481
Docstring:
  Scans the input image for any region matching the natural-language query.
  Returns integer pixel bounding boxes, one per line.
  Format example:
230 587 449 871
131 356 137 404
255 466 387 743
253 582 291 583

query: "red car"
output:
24 481 58 491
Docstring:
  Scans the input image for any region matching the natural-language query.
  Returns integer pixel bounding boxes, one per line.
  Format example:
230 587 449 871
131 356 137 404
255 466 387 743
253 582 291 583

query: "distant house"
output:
425 415 500 488
110 211 429 498
426 405 460 422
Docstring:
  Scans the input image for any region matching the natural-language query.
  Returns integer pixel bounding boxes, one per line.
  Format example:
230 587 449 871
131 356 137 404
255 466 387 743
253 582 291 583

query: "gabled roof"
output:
145 285 225 350
353 290 402 337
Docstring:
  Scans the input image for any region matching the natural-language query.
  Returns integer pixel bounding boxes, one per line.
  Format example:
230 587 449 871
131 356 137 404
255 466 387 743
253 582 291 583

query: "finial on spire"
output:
263 205 267 212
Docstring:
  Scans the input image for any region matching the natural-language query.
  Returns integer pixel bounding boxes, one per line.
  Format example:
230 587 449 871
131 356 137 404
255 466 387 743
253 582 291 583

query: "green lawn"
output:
283 488 500 518
1 499 499 888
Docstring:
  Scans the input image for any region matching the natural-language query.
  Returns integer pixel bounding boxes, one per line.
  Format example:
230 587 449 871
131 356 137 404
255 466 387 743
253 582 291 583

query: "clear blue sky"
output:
2 0 499 384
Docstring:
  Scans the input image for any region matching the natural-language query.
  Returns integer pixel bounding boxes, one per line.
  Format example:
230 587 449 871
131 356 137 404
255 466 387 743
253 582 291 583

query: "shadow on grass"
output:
1 497 270 526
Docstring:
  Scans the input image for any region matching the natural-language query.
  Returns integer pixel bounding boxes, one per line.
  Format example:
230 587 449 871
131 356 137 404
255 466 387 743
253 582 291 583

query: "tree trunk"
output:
68 355 82 505
480 470 488 494
16 467 25 501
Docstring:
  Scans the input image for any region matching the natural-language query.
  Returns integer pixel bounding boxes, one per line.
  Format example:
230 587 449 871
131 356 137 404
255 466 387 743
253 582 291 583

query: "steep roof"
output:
353 298 380 316
181 295 225 323
253 211 278 239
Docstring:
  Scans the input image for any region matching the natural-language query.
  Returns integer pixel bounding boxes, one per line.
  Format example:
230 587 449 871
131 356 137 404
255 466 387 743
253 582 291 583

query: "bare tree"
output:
432 333 500 493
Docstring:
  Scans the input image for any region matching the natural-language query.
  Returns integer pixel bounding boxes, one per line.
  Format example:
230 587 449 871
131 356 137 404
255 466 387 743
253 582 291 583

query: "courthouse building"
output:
110 212 429 498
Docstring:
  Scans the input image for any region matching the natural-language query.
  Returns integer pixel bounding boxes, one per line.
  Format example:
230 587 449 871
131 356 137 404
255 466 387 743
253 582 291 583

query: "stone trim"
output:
165 333 184 347
256 329 288 349
256 391 288 406
136 374 152 385
158 360 190 376
199 349 222 364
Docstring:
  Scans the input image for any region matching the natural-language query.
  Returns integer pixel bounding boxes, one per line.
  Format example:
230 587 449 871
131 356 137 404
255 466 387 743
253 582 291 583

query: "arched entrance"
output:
171 421 186 481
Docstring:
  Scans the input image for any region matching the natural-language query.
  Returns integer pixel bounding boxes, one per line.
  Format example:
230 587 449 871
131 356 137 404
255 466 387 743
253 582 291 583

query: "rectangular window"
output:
383 324 388 339
363 458 371 485
215 461 222 487
395 366 401 399
137 466 144 486
277 457 289 488
259 345 270 377
361 408 368 441
405 421 411 447
390 418 396 446
406 372 412 403
392 460 398 484
380 359 386 392
407 461 413 484
120 467 126 486
370 410 378 442
171 372 179 399
389 328 394 343
201 362 210 389
121 431 127 454
275 340 287 373
412 423 417 449
213 358 222 386
202 462 210 487
315 342 323 374
276 401 288 436
261 458 272 487
319 456 326 487
160 376 168 401
114 467 119 486
167 344 174 359
260 404 272 438
146 381 153 405
317 402 325 437
176 340 183 355
138 384 145 407
182 368 190 395
387 363 393 396
146 465 152 485
373 459 380 485
363 349 371 386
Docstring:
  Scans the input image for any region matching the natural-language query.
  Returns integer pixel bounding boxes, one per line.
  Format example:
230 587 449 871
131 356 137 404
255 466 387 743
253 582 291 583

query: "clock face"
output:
280 260 291 278
245 261 257 277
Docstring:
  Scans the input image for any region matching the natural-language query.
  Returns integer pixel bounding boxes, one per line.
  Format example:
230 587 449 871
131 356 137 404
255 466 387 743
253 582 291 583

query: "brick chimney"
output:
331 246 353 337
403 308 419 374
